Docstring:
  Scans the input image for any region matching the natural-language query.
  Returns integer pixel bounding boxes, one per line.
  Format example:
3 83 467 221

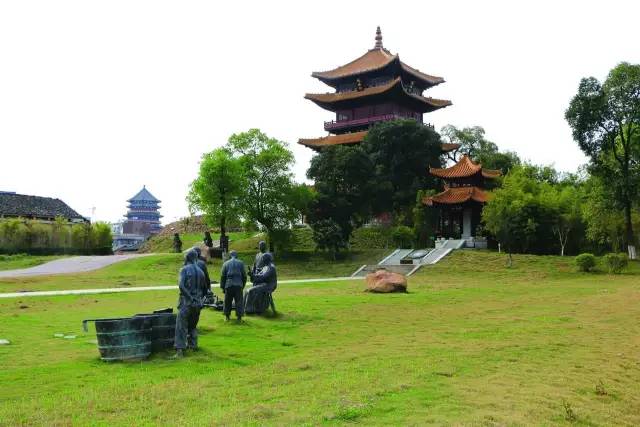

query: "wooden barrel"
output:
85 317 152 361
134 313 177 352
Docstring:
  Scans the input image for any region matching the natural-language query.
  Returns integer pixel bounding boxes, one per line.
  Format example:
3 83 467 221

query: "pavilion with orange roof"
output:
298 27 455 153
423 155 501 244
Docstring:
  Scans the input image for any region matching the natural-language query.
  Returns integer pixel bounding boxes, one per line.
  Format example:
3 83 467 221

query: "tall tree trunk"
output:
625 200 636 259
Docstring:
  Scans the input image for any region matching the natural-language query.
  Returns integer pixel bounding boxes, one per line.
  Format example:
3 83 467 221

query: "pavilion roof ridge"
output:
429 155 501 179
311 48 398 80
127 186 161 203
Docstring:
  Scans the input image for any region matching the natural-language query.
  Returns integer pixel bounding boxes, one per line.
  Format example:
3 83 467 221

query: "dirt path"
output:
0 254 152 278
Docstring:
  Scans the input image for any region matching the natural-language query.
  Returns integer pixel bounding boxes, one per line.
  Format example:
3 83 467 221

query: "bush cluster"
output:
0 218 112 255
575 253 596 272
604 253 628 274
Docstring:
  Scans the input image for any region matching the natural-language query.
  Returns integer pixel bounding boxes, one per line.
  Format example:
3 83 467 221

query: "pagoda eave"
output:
298 131 368 150
423 186 491 206
305 78 451 113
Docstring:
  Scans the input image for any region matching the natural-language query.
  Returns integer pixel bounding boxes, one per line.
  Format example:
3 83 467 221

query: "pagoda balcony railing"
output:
324 114 433 132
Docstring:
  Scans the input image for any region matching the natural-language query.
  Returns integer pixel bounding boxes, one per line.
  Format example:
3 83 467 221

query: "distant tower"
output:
122 186 162 236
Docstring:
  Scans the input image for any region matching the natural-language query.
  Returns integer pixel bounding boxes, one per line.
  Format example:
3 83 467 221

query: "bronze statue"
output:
173 233 182 253
203 231 213 248
173 249 206 358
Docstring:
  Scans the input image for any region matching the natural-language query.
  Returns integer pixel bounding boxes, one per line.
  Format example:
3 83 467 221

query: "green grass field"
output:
1 251 639 425
0 254 63 271
0 250 385 293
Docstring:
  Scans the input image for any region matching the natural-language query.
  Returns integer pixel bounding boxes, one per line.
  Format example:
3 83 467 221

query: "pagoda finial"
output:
374 26 383 49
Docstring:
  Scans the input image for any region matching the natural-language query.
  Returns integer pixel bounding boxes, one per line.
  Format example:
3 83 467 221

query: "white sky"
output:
1 0 638 224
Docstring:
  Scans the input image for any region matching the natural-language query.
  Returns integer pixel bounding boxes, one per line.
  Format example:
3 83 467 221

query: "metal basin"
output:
83 317 152 362
133 313 177 352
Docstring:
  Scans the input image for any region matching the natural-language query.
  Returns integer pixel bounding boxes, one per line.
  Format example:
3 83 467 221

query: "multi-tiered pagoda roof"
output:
424 156 500 206
299 27 453 151
123 186 162 236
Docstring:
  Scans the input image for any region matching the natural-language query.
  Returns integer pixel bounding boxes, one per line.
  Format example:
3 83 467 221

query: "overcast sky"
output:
1 1 638 224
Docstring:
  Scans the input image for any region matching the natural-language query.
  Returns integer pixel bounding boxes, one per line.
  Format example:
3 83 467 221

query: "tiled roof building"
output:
122 186 162 236
0 192 86 222
423 156 501 240
298 27 452 151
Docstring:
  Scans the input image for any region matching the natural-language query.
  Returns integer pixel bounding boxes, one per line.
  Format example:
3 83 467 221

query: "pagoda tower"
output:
122 186 162 236
423 156 500 244
299 27 454 151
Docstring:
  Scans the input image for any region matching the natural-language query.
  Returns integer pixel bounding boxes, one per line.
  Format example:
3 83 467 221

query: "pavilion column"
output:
462 207 472 238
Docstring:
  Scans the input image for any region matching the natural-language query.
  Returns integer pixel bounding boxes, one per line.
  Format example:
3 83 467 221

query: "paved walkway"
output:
0 254 152 278
0 277 355 298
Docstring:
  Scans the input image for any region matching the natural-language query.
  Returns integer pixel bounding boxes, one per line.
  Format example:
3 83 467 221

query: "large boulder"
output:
365 270 407 293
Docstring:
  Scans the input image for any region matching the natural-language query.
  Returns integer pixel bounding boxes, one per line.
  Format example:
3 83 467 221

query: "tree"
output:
362 120 443 223
311 219 347 260
92 222 113 250
226 129 297 251
440 124 520 174
287 183 316 224
482 166 558 264
307 144 375 241
565 62 640 258
187 148 245 246
542 184 584 256
582 175 640 252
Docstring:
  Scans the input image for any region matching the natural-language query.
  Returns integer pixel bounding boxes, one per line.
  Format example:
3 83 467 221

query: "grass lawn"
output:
139 231 259 253
0 251 639 425
0 254 64 271
0 250 386 293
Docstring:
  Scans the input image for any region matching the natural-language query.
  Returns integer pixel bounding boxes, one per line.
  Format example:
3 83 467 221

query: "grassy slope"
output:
0 250 386 293
138 231 259 253
0 255 63 271
0 251 639 425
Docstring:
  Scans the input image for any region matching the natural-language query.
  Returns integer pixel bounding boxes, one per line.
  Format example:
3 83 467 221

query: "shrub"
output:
604 253 628 274
351 226 394 249
392 226 414 249
575 253 596 272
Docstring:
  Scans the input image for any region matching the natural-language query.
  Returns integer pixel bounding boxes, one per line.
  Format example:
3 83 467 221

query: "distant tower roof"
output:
374 26 383 49
127 185 160 203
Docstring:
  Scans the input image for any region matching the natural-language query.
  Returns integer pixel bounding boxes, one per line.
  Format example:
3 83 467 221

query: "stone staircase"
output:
351 240 465 277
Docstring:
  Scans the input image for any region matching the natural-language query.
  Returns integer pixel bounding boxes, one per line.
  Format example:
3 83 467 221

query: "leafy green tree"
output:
71 223 93 251
92 222 113 249
566 62 640 258
440 124 520 174
51 216 69 248
542 184 584 256
287 183 316 224
482 166 558 264
581 175 640 252
311 219 347 260
187 148 245 245
307 144 375 241
362 120 443 223
226 129 297 251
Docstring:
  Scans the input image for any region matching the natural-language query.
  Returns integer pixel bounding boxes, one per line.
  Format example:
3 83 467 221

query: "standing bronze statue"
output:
220 250 247 322
203 231 213 249
173 233 182 253
193 247 212 292
173 249 206 359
